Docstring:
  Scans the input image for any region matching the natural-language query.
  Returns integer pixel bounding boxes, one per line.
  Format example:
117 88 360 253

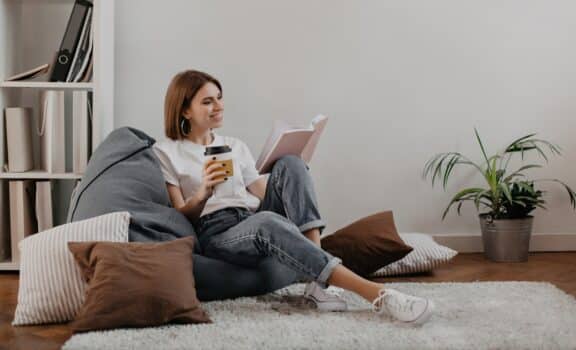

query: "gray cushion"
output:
67 127 196 245
67 127 299 301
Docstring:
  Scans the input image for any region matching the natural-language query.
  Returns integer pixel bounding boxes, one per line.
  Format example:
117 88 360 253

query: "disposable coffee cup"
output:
204 145 235 198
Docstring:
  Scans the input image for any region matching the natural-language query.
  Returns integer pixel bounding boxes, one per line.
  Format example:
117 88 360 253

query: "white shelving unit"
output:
0 172 83 180
0 0 114 271
0 81 94 89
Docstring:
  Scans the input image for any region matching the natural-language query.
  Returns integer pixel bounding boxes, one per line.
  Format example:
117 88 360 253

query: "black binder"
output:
49 0 93 82
67 7 92 82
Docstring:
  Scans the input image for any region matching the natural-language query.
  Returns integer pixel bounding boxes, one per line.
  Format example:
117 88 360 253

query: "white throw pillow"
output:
371 233 458 277
12 211 130 326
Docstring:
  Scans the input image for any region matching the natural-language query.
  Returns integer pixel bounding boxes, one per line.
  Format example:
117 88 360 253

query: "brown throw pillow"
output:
68 236 211 333
321 211 413 277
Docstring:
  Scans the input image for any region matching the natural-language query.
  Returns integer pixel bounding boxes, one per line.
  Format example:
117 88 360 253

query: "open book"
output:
255 114 328 174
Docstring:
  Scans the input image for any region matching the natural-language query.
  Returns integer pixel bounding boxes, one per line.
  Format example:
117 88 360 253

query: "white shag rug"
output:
63 282 576 350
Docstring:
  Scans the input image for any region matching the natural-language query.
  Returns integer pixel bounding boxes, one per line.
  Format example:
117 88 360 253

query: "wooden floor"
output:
1 252 575 350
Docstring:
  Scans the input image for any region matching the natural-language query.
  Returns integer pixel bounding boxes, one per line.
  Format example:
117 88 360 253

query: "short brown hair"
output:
164 70 222 140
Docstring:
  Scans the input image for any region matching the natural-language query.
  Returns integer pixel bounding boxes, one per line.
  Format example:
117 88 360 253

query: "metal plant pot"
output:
479 214 534 262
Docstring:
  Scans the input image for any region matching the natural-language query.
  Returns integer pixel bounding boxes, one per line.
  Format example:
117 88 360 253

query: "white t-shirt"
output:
153 133 266 218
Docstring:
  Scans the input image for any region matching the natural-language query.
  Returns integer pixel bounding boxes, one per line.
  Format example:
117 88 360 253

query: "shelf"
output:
0 261 19 271
0 0 114 272
0 81 93 90
0 171 83 180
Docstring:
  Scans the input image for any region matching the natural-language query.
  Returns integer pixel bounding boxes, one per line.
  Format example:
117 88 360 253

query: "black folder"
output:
49 0 93 82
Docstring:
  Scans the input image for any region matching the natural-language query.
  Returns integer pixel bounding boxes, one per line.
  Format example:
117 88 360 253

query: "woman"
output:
153 70 435 324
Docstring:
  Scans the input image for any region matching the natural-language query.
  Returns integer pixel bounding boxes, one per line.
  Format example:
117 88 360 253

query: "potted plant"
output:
423 129 576 262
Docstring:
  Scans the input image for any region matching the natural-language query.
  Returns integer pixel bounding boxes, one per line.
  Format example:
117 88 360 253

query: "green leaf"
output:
423 152 485 189
499 183 513 204
477 190 493 208
516 182 536 194
431 155 447 187
443 154 460 189
503 165 542 183
474 128 491 170
552 179 576 209
506 137 563 163
506 145 537 153
422 153 441 179
532 139 562 156
533 179 576 209
504 133 537 152
441 188 485 220
533 143 549 162
502 152 513 173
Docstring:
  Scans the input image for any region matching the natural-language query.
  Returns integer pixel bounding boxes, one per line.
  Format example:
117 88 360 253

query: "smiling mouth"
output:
210 113 223 119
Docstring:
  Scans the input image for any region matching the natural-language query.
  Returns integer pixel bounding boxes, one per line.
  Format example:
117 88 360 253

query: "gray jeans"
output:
194 155 341 286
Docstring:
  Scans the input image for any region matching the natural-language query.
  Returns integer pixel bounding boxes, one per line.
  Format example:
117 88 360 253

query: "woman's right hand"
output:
196 160 228 201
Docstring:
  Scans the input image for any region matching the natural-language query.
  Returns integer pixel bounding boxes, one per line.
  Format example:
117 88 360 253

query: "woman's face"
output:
183 82 224 131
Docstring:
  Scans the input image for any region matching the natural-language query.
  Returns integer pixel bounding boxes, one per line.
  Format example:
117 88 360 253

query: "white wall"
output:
115 0 576 236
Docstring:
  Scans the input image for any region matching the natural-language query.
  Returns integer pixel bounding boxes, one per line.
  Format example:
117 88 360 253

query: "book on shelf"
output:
72 91 92 173
9 181 37 263
50 0 93 82
35 181 53 232
4 63 50 82
67 5 93 82
0 181 10 261
255 114 328 174
4 107 34 172
38 91 66 173
80 54 93 82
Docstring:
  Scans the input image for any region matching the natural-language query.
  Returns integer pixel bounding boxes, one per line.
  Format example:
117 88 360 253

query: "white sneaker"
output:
304 282 348 312
372 288 434 324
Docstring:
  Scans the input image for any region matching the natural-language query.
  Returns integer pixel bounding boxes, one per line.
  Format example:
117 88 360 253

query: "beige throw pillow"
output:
12 212 130 326
371 233 458 277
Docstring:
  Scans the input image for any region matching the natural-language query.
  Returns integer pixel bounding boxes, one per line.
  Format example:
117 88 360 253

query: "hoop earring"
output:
180 118 190 136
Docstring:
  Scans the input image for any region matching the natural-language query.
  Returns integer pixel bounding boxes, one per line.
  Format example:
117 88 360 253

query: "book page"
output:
255 115 328 174
256 120 287 167
300 114 328 163
256 120 304 169
257 130 314 174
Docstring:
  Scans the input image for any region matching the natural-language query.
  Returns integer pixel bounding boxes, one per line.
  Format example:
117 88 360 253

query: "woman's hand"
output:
196 160 228 201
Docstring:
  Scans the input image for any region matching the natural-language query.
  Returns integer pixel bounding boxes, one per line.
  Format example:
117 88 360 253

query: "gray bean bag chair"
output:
67 127 300 301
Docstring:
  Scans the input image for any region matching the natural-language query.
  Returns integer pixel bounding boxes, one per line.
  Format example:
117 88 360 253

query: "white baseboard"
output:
432 233 576 253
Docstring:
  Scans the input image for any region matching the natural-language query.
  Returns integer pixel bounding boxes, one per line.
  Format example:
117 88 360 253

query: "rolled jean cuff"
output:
298 219 326 235
316 256 342 286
